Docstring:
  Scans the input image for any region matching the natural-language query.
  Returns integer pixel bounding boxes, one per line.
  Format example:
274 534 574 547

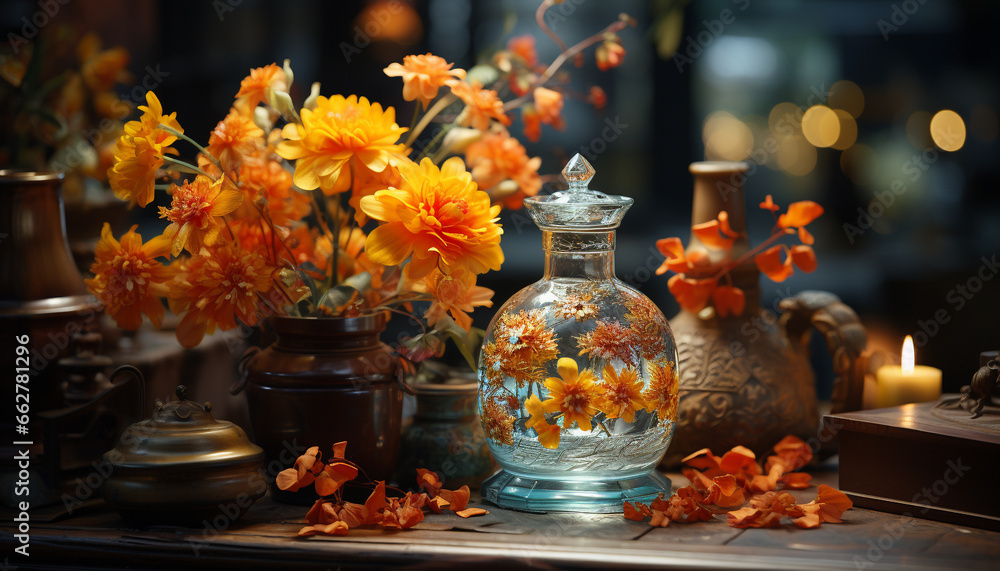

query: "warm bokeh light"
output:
831 109 857 150
801 105 840 148
356 0 423 44
902 335 915 374
970 104 998 143
930 109 966 152
828 80 865 118
839 143 877 185
703 111 754 161
776 135 817 176
905 111 933 149
768 102 803 137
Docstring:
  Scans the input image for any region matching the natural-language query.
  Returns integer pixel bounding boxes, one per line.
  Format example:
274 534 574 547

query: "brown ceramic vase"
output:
662 162 867 466
239 313 402 504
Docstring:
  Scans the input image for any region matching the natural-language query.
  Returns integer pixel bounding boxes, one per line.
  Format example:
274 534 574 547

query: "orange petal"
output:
337 502 369 528
813 484 853 522
649 510 671 527
760 194 780 212
428 496 450 514
668 275 717 314
298 521 349 536
778 200 824 228
780 472 812 490
456 508 489 518
790 245 817 273
416 468 443 497
276 468 302 492
655 237 690 275
332 441 347 460
727 507 783 529
443 485 471 512
707 474 746 508
364 481 388 525
692 219 734 250
798 226 814 245
712 286 746 318
718 211 740 238
755 245 794 282
623 501 645 521
396 505 425 528
792 504 822 529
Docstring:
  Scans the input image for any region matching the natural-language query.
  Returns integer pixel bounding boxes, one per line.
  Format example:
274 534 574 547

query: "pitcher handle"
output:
231 346 261 395
779 290 870 413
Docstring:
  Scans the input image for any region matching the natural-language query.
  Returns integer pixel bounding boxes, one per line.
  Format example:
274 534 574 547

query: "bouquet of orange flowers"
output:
85 3 634 365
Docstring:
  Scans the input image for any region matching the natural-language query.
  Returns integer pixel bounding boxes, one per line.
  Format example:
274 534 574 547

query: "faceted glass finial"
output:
562 154 596 191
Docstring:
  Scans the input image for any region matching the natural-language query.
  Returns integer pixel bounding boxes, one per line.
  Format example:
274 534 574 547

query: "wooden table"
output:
3 466 997 570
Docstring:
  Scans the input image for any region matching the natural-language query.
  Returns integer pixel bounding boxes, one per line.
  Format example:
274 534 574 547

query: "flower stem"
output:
164 156 211 177
710 228 795 281
404 93 457 148
503 19 631 113
535 0 567 53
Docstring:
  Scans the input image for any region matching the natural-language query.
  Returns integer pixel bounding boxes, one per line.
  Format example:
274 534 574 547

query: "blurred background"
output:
2 0 998 393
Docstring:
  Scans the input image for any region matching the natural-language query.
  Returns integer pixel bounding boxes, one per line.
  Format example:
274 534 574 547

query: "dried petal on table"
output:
456 508 489 518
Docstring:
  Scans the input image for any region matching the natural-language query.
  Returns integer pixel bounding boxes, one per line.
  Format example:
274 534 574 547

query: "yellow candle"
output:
876 335 942 408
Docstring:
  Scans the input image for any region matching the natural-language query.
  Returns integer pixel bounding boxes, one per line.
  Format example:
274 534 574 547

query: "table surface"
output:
3 466 998 571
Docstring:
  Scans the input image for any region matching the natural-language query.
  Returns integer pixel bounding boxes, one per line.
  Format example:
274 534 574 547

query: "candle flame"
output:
902 335 915 374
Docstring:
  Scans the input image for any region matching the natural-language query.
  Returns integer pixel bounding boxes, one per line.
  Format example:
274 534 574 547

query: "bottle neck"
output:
542 230 615 280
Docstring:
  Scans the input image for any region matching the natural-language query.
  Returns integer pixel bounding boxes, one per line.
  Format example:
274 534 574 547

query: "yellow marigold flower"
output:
157 175 243 256
419 269 494 332
168 241 274 348
108 92 183 208
542 358 600 431
205 108 264 172
525 394 560 449
85 223 173 331
234 63 288 108
359 156 503 279
465 131 542 210
383 53 466 108
448 80 511 130
276 94 407 195
597 365 646 424
643 360 679 422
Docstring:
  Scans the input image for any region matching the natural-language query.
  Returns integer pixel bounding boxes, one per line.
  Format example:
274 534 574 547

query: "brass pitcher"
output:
663 162 869 466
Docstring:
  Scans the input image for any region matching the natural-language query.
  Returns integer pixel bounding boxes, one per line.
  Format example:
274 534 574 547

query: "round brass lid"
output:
108 385 264 467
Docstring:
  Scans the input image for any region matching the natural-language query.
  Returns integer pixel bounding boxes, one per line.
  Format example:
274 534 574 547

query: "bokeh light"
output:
906 111 934 149
703 111 754 161
828 80 865 118
831 109 857 150
930 109 966 152
768 102 803 137
801 105 840 148
776 135 817 176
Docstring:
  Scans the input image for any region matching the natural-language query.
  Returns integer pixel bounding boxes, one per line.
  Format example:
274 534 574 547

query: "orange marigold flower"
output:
85 223 173 330
419 269 494 332
624 295 667 359
205 108 264 172
359 156 503 279
642 360 678 422
525 394 561 449
169 242 274 348
532 86 565 131
576 319 637 367
597 365 646 423
158 175 243 256
465 131 542 210
383 54 466 108
506 35 539 68
481 309 557 389
78 33 131 92
482 396 515 446
108 92 183 208
235 63 288 108
542 358 601 431
277 95 407 194
449 80 511 130
595 38 626 71
237 158 308 226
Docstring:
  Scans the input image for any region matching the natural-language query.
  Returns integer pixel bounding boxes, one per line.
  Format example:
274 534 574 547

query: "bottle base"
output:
480 468 671 513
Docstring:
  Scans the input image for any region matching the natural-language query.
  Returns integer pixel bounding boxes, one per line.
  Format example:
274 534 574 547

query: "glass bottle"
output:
478 155 679 513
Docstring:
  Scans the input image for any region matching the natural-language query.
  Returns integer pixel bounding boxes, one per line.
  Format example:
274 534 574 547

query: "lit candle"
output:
875 335 942 408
